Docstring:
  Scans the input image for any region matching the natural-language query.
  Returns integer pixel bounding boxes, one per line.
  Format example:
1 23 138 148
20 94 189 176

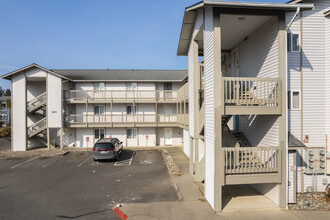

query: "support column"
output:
47 128 50 150
213 10 223 212
60 127 63 150
278 11 288 209
189 137 195 175
193 39 202 181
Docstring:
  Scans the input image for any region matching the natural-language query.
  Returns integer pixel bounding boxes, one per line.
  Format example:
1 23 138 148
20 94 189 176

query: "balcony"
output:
222 77 281 115
63 90 178 103
222 147 281 185
64 113 180 128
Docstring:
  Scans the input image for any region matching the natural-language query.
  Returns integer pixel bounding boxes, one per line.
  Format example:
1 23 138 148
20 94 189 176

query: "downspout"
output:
286 7 300 31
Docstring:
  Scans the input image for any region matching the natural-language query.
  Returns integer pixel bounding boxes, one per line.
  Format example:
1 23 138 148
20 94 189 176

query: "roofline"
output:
324 10 330 17
177 0 314 56
1 63 70 80
69 79 187 82
287 0 303 4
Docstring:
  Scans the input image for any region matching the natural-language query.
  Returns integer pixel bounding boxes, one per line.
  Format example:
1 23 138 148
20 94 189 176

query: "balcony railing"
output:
223 77 281 107
223 147 280 175
64 113 178 125
63 90 178 102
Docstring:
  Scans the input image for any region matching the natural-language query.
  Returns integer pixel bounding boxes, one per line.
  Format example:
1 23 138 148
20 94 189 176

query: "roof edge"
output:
1 63 70 80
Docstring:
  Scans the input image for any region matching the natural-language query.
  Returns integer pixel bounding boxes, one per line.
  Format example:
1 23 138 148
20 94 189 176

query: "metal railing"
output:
223 147 280 175
64 113 178 125
63 90 178 102
27 92 47 112
223 77 280 107
28 117 47 138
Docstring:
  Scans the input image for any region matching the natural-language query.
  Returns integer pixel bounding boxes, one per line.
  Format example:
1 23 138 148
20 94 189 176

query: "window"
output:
94 105 105 115
94 83 105 91
126 82 137 90
126 105 137 115
164 83 172 91
287 33 300 52
95 129 105 139
288 91 300 110
127 128 137 139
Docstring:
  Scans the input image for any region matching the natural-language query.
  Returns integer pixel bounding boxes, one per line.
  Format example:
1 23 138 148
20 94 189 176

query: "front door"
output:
164 128 173 146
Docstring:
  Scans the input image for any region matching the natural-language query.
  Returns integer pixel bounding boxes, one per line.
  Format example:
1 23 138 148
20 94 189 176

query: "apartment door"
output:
94 105 105 123
164 128 173 145
126 82 137 99
232 47 240 130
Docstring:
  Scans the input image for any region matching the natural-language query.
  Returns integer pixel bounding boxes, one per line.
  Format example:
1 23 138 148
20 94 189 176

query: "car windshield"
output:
94 143 114 150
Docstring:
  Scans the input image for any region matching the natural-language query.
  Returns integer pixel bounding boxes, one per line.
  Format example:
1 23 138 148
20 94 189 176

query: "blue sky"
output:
0 0 286 90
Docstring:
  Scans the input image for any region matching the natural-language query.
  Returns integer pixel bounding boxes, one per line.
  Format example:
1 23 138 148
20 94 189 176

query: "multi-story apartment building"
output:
2 0 330 213
0 96 10 125
178 0 329 213
1 64 188 150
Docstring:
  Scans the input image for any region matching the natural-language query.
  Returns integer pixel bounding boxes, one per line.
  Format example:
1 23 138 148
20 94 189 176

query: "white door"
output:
164 128 172 145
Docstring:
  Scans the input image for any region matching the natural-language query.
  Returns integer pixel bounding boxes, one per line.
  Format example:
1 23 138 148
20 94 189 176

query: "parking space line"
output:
114 152 135 167
77 155 92 167
10 156 39 169
42 155 64 168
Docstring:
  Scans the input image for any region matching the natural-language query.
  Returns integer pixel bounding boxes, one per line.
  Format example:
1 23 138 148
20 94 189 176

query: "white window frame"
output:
126 104 137 115
288 90 301 110
126 82 137 91
94 128 105 139
287 33 300 52
94 82 105 91
94 105 105 115
127 128 137 139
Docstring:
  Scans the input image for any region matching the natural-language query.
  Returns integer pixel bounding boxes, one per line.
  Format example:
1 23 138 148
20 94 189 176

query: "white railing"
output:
63 90 178 102
64 113 178 125
223 77 281 107
223 147 280 175
27 92 47 112
28 117 47 138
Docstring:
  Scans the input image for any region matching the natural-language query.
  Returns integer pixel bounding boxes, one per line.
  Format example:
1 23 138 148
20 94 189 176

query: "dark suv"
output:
92 138 123 161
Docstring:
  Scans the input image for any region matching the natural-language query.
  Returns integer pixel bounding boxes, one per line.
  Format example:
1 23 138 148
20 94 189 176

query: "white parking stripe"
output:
10 156 39 169
42 156 64 168
77 155 92 167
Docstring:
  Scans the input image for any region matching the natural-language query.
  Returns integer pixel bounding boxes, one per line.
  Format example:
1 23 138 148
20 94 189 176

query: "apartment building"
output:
178 0 329 212
1 64 188 151
0 96 10 125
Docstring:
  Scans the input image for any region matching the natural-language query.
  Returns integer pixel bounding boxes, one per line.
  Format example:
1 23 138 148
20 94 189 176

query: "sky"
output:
0 0 287 90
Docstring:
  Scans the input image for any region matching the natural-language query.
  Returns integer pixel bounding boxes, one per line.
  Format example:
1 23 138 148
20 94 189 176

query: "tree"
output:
0 86 3 97
4 89 11 96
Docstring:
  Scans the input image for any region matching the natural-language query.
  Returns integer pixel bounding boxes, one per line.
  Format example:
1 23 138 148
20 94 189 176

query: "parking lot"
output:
0 150 178 220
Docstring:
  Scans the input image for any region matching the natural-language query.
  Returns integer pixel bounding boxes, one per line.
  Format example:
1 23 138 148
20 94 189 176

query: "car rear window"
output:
94 143 114 150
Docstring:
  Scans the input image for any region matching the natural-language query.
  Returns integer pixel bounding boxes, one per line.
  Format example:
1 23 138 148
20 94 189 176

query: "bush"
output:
0 128 11 137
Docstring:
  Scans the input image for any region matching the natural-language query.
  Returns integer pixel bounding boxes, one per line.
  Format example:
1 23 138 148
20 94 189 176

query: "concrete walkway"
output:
120 147 330 220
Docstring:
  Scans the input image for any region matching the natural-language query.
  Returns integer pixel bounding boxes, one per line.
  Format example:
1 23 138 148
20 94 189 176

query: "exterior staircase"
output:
28 117 47 138
27 92 46 113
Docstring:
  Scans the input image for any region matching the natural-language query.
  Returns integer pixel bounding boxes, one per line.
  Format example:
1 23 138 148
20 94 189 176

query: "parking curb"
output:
114 207 128 220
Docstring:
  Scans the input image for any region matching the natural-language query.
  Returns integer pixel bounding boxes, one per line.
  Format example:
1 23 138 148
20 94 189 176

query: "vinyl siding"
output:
238 16 281 205
302 0 328 147
326 12 330 149
188 9 203 137
286 11 302 140
183 129 190 157
204 7 215 209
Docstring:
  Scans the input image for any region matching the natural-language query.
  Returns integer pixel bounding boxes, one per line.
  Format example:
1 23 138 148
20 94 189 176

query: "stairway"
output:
28 117 47 138
231 131 251 147
27 92 46 113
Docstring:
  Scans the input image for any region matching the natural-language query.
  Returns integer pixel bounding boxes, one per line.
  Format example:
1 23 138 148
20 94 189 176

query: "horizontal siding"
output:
189 9 203 137
204 7 215 209
250 183 279 206
302 0 329 147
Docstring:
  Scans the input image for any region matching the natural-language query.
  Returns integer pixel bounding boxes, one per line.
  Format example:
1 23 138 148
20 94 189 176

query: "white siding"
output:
302 0 329 147
204 7 215 209
288 152 295 203
251 184 280 206
188 9 203 137
138 127 156 147
326 12 330 141
47 74 63 128
286 11 302 139
183 129 190 157
12 73 27 151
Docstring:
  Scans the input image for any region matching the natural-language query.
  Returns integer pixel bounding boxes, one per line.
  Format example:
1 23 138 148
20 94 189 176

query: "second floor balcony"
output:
64 112 189 128
63 90 178 104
